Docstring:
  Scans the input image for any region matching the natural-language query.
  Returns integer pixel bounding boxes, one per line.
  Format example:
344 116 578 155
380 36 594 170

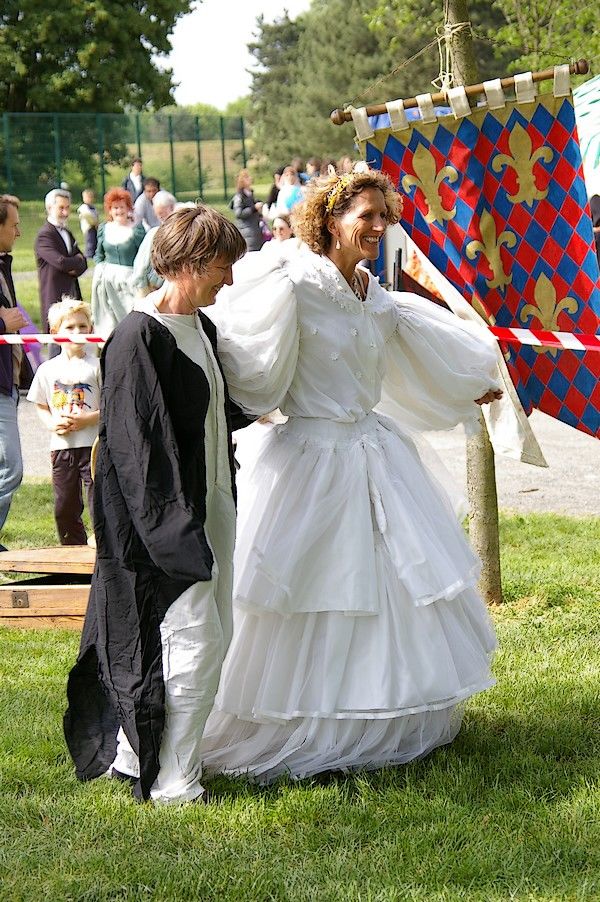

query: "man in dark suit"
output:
0 194 32 546
35 189 88 333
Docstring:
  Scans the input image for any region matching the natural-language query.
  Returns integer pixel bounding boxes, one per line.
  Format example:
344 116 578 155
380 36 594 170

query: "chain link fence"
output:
1 111 248 204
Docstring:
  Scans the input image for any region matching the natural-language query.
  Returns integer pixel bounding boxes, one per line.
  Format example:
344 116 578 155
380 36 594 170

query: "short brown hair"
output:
0 194 20 225
292 169 402 255
151 204 246 279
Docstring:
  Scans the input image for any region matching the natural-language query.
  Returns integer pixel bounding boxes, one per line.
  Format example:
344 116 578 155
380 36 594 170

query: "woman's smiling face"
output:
330 187 388 262
195 256 234 307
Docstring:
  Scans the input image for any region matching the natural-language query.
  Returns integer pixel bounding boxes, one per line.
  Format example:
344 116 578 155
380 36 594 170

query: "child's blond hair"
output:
48 296 93 333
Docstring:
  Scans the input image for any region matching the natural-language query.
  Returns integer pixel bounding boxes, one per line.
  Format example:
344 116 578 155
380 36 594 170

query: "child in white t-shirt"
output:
27 298 101 545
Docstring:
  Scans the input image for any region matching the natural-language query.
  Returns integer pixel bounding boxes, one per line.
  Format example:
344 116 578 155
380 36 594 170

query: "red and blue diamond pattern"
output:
365 94 600 437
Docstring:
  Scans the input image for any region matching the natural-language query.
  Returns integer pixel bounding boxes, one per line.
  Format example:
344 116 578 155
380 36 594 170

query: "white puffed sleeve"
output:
377 292 502 434
206 251 300 416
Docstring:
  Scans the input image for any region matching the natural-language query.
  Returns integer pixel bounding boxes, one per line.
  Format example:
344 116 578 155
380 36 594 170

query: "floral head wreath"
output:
325 161 370 213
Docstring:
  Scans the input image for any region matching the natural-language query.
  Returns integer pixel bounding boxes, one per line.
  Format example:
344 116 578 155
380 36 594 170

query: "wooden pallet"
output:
0 547 94 630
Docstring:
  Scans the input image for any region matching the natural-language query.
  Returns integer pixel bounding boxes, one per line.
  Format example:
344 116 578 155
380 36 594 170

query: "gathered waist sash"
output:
277 411 387 448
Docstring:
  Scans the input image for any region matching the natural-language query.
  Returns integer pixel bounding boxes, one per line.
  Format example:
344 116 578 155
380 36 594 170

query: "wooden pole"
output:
445 0 503 605
330 59 588 125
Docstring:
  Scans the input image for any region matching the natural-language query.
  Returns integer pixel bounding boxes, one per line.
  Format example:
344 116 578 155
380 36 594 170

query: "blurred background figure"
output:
320 159 338 177
121 157 144 203
231 169 264 251
264 166 285 219
337 155 354 174
132 190 177 296
133 178 161 231
275 166 303 214
260 213 297 256
291 156 308 184
78 189 99 259
305 157 321 181
270 214 294 242
91 188 145 334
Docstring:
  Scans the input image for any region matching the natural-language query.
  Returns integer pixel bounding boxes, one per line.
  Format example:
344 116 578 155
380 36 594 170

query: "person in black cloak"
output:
64 204 247 803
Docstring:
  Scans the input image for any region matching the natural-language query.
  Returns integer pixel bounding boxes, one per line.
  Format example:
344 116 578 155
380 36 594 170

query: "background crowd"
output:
0 153 364 553
230 155 357 251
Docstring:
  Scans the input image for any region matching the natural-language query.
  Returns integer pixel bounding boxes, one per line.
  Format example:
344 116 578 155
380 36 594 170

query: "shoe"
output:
0 544 7 552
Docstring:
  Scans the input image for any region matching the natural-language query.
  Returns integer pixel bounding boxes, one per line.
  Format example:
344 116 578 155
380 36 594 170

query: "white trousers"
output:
112 577 228 803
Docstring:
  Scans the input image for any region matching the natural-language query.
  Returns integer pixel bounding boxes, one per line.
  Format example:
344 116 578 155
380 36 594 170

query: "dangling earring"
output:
335 238 341 250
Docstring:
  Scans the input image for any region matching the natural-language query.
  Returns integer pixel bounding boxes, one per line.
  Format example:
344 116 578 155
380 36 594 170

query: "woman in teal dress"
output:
91 187 146 335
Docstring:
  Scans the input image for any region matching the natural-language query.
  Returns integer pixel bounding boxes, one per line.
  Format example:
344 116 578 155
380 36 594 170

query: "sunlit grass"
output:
0 491 598 900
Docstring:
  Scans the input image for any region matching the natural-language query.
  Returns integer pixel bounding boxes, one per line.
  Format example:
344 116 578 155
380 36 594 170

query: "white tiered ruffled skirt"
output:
201 412 496 782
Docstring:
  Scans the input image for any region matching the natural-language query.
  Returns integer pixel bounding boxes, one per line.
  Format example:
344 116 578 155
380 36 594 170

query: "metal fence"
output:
0 111 248 203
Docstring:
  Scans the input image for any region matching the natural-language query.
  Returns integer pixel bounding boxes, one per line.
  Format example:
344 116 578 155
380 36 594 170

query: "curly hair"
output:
103 187 133 219
292 168 402 255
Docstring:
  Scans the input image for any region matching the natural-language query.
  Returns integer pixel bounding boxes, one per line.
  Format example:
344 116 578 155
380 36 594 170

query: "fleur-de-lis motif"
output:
401 144 458 224
519 273 579 356
491 123 553 207
466 210 516 290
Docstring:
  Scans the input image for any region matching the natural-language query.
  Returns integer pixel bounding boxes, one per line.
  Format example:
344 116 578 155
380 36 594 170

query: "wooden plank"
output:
0 584 89 615
0 546 95 575
0 615 83 630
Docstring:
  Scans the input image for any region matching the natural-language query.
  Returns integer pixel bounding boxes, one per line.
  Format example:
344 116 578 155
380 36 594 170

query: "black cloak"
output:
64 310 245 800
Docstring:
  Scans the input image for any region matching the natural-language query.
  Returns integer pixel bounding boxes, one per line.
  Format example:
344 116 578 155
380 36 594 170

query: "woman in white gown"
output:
201 167 502 782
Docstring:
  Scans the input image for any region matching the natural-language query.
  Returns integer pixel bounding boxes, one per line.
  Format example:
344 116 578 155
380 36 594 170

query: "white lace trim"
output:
310 255 392 318
309 255 363 314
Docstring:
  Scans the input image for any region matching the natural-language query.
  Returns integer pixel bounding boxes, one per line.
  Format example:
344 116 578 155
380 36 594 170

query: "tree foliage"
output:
246 0 528 167
247 13 306 165
248 0 424 165
492 0 600 72
283 0 409 161
0 0 195 113
247 0 600 168
363 0 523 90
364 0 600 80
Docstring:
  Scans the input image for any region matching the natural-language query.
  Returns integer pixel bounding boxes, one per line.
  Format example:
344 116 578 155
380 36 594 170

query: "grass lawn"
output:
0 488 598 901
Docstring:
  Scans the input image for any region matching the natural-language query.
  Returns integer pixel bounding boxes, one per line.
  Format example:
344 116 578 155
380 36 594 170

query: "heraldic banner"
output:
363 91 600 438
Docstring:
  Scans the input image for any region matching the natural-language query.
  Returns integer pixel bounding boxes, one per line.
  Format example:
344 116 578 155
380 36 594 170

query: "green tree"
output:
248 12 310 166
0 0 196 113
224 97 251 118
363 0 523 93
247 0 411 165
246 0 528 168
281 0 406 161
492 0 600 72
363 0 599 84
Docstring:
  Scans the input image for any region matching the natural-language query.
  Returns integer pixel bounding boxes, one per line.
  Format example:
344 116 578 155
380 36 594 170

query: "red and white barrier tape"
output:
489 326 600 351
1 328 600 351
0 334 107 344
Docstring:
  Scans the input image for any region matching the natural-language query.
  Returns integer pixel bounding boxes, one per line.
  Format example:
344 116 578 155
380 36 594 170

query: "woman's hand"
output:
475 389 503 405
